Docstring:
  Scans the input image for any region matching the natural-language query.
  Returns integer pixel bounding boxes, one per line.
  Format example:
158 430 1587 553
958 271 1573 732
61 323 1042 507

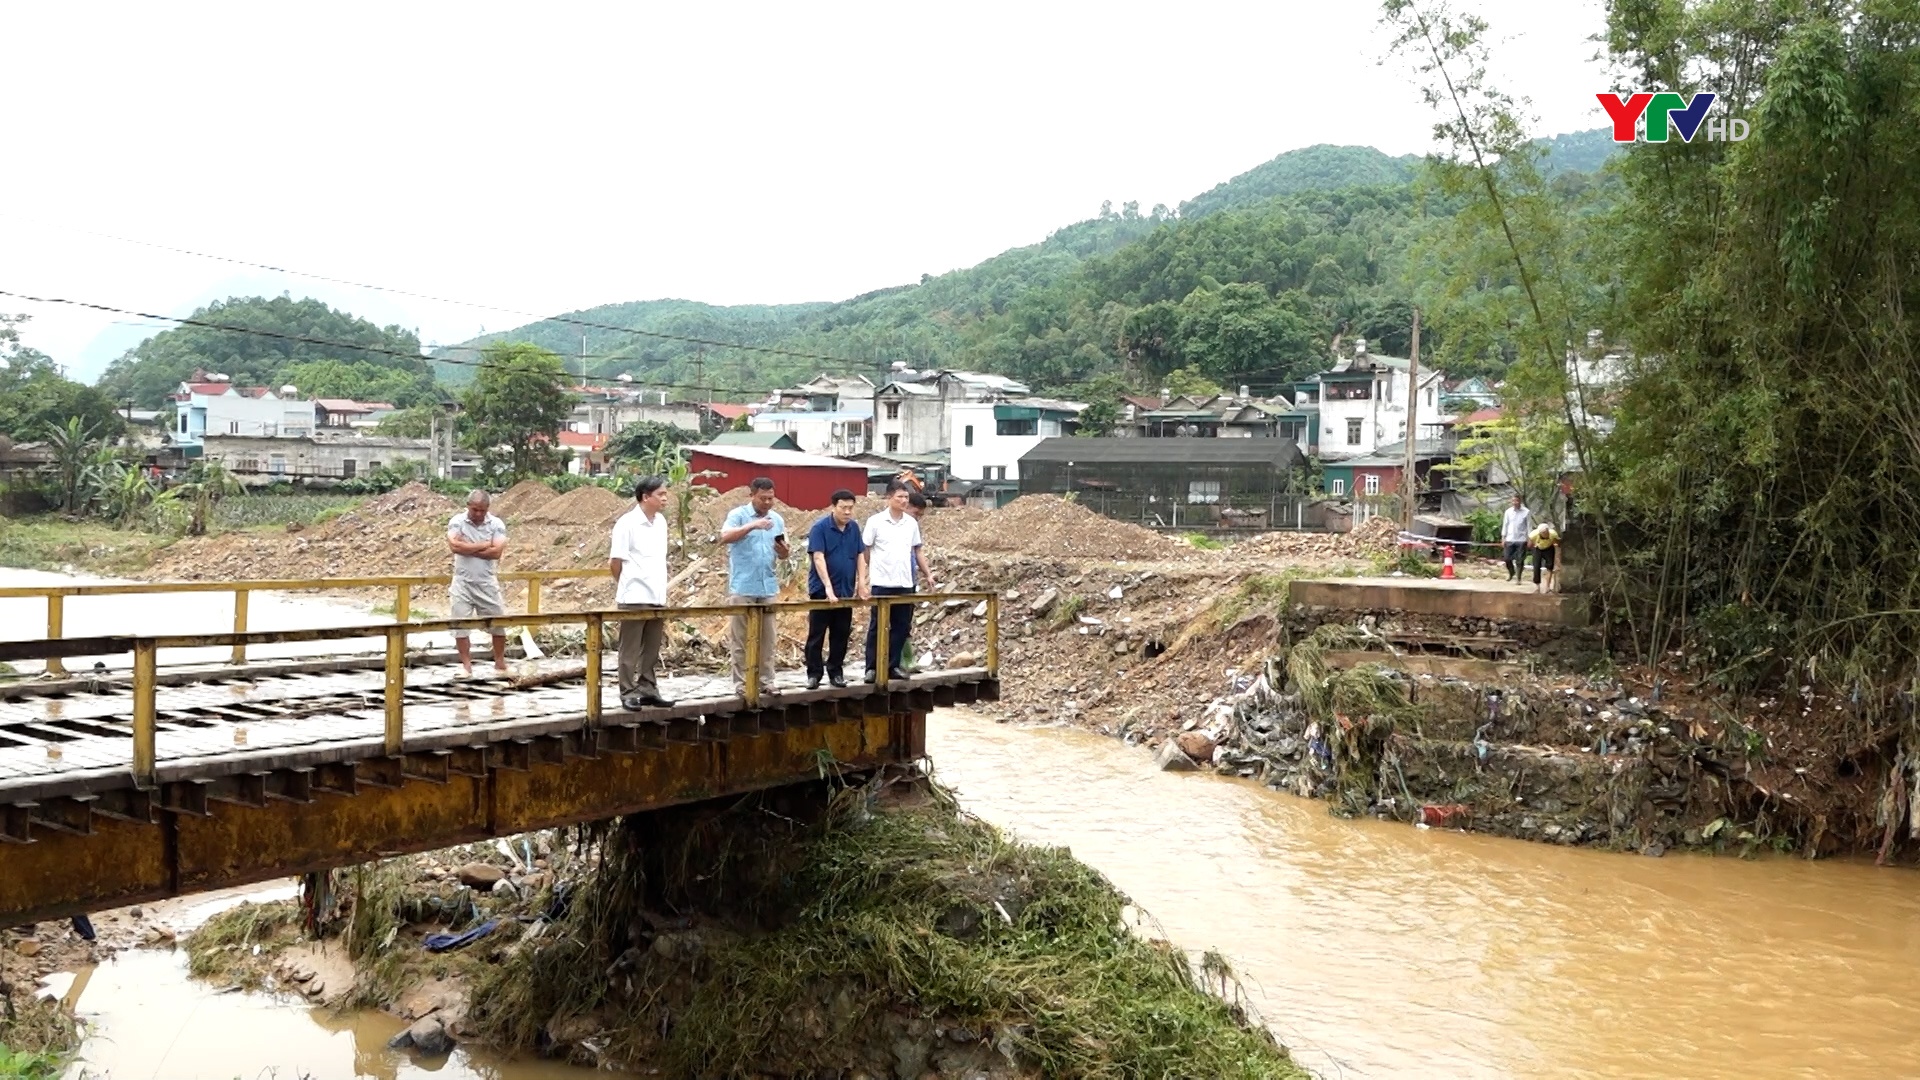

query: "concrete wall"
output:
203 434 436 486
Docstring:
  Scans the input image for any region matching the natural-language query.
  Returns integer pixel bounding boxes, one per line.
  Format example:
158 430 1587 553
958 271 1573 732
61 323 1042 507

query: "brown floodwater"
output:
927 711 1920 1080
36 694 1920 1078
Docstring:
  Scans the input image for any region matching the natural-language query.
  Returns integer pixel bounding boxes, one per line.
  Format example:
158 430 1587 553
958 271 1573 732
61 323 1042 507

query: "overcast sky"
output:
2 0 1613 383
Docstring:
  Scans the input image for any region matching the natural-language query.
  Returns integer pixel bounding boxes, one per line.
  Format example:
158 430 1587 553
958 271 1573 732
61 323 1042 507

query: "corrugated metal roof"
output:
710 431 802 450
691 445 867 470
1018 437 1302 466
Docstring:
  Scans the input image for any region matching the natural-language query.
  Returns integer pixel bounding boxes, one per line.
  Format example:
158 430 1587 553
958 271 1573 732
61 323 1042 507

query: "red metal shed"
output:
688 445 869 511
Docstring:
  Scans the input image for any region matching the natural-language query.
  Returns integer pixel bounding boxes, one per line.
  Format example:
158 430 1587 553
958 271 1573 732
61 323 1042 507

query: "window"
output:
1383 379 1393 402
229 421 240 434
1346 418 1363 445
269 456 286 476
885 402 900 420
884 433 899 453
179 414 189 434
342 459 357 479
1188 479 1221 504
368 461 382 471
1426 387 1435 408
1364 474 1380 495
964 424 974 447
1331 478 1345 496
996 418 1037 437
992 466 1008 480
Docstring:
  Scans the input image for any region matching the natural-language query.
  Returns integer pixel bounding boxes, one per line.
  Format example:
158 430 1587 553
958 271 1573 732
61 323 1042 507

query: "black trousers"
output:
1533 545 1557 584
1503 541 1526 578
805 600 853 679
864 585 915 674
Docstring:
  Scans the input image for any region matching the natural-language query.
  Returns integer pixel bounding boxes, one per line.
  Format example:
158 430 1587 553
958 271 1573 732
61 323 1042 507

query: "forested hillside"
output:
93 135 1613 411
430 132 1617 401
97 296 432 409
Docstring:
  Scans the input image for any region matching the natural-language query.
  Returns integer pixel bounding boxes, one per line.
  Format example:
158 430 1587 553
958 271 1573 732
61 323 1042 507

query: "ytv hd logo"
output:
1597 92 1749 143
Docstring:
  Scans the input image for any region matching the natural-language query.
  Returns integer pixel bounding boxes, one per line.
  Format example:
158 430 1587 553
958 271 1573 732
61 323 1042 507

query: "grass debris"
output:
468 781 1305 1078
184 900 300 988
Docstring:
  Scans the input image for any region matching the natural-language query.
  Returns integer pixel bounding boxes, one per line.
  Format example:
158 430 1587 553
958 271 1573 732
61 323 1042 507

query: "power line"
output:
0 288 811 401
4 216 892 373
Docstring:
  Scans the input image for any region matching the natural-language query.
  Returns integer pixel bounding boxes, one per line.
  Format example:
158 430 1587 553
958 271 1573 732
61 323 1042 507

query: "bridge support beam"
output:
0 707 928 928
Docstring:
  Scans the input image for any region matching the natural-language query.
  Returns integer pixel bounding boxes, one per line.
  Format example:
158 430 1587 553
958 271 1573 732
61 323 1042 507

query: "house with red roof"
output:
168 370 316 454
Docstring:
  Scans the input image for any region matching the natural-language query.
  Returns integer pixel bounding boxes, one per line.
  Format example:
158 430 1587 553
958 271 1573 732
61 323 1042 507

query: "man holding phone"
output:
718 477 788 696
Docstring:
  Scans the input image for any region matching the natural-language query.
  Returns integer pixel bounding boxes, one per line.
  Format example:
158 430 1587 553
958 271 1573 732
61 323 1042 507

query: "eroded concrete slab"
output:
1289 576 1589 627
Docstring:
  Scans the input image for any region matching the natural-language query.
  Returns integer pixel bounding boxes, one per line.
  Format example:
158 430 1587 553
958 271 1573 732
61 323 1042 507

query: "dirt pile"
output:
524 484 630 527
954 495 1181 561
491 479 559 519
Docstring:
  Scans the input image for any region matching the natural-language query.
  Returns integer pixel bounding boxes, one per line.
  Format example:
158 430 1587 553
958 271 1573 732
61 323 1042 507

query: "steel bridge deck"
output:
0 656 987 804
0 653 998 926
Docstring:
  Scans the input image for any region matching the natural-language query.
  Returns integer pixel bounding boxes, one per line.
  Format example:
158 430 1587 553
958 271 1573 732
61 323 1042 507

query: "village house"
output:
947 397 1084 481
745 372 875 457
313 399 396 429
200 432 478 487
871 368 1029 456
1310 339 1447 461
709 431 802 453
570 385 705 439
169 372 316 454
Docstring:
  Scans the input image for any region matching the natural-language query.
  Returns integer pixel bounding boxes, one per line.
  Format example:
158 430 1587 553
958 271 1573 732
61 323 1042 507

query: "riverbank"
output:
24 478 1900 862
179 768 1305 1078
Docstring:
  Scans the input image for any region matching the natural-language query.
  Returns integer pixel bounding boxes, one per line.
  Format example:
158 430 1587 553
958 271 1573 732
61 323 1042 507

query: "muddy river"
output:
7 569 1920 1078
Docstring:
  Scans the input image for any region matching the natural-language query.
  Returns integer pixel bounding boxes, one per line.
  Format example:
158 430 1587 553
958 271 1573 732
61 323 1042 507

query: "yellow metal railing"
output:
0 569 610 675
0 592 1002 789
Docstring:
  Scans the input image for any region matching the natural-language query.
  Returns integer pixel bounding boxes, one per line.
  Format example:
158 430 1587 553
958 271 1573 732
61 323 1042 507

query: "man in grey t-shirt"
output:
447 489 509 676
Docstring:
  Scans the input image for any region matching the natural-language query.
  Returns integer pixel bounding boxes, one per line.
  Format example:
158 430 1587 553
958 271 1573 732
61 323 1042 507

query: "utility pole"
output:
1404 306 1421 534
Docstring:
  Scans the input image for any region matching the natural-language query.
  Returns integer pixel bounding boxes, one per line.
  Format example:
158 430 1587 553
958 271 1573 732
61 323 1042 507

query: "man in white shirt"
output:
447 489 509 677
1501 493 1533 583
608 476 673 709
859 480 934 681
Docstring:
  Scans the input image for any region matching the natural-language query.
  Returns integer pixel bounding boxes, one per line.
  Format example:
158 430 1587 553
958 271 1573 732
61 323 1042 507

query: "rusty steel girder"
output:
0 710 918 928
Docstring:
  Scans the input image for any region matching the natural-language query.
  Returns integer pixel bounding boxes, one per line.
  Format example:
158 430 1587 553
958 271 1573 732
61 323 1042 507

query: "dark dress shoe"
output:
806 676 822 690
829 675 849 688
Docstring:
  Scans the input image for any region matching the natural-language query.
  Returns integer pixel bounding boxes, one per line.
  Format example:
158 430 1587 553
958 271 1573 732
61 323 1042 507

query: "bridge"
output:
0 572 1000 926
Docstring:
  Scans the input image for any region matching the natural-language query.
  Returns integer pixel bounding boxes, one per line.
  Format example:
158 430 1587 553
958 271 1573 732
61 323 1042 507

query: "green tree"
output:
41 417 102 515
1579 0 1920 685
462 343 572 478
1162 366 1224 398
156 459 241 536
607 421 690 465
96 296 426 409
0 315 126 442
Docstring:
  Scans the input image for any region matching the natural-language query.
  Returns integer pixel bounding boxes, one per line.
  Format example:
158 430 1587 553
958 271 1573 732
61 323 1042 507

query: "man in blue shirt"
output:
718 477 788 696
804 489 865 689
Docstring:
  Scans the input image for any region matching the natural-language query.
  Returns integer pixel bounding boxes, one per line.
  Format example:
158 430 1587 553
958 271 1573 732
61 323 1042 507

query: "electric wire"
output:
0 288 863 401
1 215 894 372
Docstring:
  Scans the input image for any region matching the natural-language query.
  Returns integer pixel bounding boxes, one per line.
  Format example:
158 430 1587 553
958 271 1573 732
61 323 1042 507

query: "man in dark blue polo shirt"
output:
804 489 866 688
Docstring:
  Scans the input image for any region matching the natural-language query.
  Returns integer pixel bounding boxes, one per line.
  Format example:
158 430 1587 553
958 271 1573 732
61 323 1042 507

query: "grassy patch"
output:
1216 572 1297 627
185 899 301 988
0 515 177 574
1370 550 1440 578
467 785 1304 1078
1046 592 1089 630
212 494 365 531
1183 532 1227 551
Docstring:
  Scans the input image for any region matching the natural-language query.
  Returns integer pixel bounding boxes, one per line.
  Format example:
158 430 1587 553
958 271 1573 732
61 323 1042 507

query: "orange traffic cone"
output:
1441 544 1456 579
